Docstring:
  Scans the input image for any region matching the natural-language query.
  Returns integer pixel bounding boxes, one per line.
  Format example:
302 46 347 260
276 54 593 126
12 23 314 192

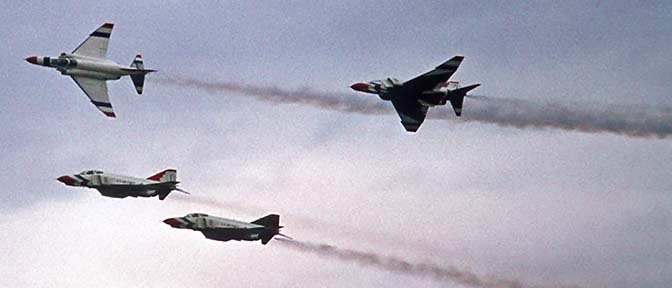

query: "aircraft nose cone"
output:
163 218 183 228
57 175 76 186
350 82 370 92
25 56 38 64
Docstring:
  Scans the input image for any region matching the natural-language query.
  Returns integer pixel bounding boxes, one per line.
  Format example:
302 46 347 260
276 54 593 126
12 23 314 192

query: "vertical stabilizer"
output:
252 214 281 245
251 214 280 228
445 83 480 117
130 54 146 94
147 169 177 183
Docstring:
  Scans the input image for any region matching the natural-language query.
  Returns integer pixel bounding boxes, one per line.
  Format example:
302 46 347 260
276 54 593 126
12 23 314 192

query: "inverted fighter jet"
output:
25 23 156 118
163 213 290 245
350 56 480 132
57 169 189 200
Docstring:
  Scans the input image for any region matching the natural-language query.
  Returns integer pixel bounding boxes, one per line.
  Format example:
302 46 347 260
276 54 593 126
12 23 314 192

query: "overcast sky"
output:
1 1 671 287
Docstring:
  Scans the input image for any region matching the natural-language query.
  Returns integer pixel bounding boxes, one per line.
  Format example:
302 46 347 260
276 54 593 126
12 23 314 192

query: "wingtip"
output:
402 123 420 133
438 56 464 68
103 111 116 118
102 23 114 29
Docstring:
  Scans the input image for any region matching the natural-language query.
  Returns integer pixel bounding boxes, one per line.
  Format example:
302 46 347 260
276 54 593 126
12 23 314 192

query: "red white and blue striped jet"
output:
57 169 189 200
350 56 480 132
163 213 291 245
25 23 156 118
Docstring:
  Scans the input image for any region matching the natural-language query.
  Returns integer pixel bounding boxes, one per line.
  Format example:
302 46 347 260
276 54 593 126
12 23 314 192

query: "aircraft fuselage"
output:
351 80 451 105
57 169 182 200
26 53 134 80
163 213 284 245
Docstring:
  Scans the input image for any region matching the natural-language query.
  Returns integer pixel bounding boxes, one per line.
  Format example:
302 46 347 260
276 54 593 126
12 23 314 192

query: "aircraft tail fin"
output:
127 54 156 95
251 214 280 228
252 214 284 245
445 83 480 117
147 169 177 183
131 54 144 70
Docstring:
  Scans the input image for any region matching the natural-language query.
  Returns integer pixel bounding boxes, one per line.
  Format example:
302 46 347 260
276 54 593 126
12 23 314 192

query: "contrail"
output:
154 76 672 139
276 239 553 288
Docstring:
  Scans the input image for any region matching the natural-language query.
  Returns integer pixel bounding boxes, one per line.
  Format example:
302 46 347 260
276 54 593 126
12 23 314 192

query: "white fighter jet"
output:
57 169 189 200
163 213 290 245
350 56 480 132
25 23 155 118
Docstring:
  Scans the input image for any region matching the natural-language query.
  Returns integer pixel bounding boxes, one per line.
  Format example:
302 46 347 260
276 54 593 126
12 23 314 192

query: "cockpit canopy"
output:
371 78 402 90
79 170 103 175
49 57 77 68
187 213 208 218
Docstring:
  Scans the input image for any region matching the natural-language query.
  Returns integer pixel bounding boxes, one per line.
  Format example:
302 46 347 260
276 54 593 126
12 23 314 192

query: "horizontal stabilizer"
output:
261 235 274 245
120 68 157 73
454 83 480 94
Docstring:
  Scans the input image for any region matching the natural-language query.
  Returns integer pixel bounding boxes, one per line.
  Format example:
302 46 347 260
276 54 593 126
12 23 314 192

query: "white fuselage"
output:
170 214 262 230
60 171 155 188
31 53 133 80
164 213 283 244
57 170 174 199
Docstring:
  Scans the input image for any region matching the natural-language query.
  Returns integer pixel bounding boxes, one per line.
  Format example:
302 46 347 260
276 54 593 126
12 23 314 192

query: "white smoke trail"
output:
154 76 672 139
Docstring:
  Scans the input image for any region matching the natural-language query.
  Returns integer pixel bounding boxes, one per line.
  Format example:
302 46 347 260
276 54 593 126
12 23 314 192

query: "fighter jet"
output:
163 213 290 245
350 56 480 132
57 169 189 200
25 23 155 118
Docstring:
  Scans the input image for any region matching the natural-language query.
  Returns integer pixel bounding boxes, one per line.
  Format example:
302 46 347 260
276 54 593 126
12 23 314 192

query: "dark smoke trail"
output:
460 95 672 139
276 239 541 288
154 76 672 139
170 195 578 287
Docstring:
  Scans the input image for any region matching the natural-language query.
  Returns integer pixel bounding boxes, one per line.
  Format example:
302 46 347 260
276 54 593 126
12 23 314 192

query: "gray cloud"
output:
155 76 672 139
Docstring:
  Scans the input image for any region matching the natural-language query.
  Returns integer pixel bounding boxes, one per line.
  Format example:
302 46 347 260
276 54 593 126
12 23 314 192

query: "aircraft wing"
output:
70 76 116 117
403 56 464 92
72 23 113 59
391 98 429 132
